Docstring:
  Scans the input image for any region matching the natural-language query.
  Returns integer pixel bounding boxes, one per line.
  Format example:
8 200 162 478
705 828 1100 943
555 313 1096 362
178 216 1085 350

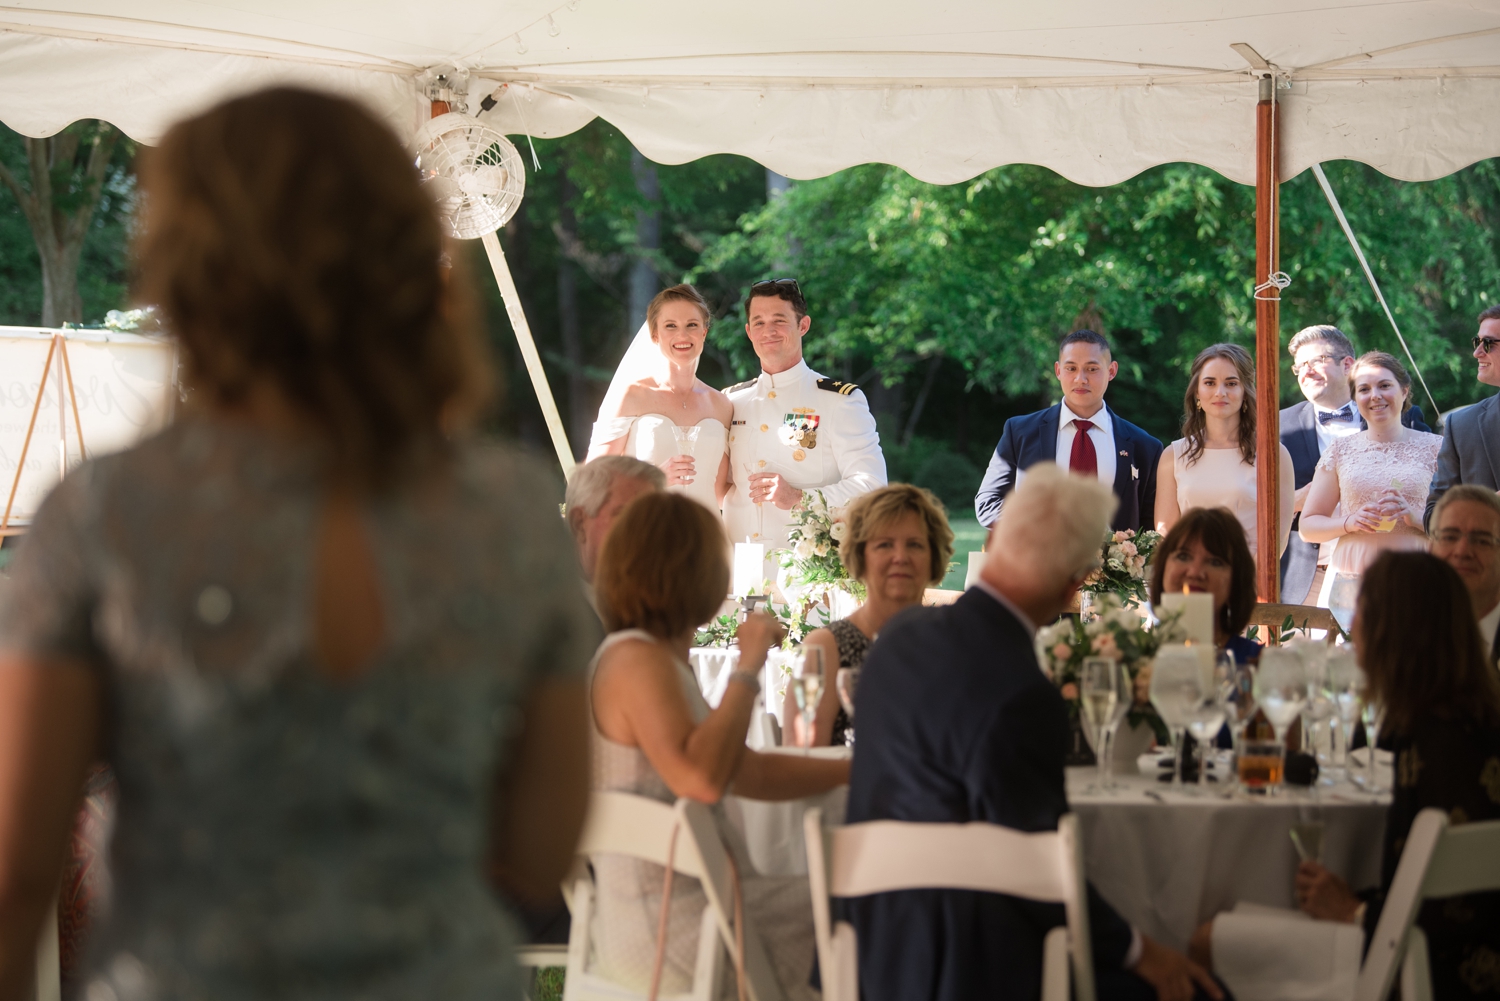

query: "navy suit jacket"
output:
844 588 1135 1001
975 405 1162 532
1278 401 1430 603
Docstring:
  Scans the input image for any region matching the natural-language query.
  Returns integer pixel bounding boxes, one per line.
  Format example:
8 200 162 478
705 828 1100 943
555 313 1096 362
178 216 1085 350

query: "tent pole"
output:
481 230 578 481
1254 75 1282 602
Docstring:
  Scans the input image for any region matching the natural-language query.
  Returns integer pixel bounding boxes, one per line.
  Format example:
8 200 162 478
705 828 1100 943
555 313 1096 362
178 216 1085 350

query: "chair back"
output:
1355 809 1500 1001
565 791 785 1001
804 809 1094 1001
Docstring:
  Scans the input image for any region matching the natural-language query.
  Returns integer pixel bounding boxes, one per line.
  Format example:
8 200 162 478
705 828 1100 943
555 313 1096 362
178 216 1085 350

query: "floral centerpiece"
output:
1035 593 1183 742
1079 528 1162 608
776 490 865 644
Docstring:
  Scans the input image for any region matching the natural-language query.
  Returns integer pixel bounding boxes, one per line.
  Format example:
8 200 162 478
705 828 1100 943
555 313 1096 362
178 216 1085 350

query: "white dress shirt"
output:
1055 401 1117 486
1312 400 1362 454
1480 599 1500 665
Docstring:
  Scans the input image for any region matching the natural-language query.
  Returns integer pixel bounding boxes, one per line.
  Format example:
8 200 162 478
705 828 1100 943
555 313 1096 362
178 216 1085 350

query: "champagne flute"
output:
741 460 764 541
1098 661 1133 789
1079 658 1120 792
1149 646 1203 791
1360 700 1387 794
1293 641 1336 788
790 645 826 751
671 425 702 485
835 667 859 747
1325 645 1362 784
1290 804 1325 865
1254 648 1308 794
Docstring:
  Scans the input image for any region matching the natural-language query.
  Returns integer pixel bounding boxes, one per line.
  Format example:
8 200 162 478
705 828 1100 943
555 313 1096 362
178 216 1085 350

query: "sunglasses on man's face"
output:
1474 336 1500 355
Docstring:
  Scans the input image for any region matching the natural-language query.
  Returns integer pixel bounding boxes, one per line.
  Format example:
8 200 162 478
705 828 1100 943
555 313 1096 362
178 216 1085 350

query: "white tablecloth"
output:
1067 767 1389 952
728 747 850 877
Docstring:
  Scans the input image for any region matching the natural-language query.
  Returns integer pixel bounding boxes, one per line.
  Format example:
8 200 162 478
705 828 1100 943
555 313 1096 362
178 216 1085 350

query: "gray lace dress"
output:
0 418 599 1001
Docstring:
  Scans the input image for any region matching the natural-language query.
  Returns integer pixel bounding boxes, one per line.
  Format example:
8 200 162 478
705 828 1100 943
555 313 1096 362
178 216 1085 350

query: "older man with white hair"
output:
845 464 1224 1001
565 455 666 586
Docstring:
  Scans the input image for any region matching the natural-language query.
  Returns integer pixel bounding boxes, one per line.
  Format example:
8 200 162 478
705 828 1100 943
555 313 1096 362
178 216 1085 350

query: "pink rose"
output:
1090 634 1119 658
1060 683 1078 700
1052 642 1072 661
1120 541 1138 557
1112 531 1129 543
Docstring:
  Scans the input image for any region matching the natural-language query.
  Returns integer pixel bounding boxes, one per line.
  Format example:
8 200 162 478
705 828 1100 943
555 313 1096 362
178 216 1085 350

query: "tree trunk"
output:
0 123 120 327
628 146 660 340
557 166 589 456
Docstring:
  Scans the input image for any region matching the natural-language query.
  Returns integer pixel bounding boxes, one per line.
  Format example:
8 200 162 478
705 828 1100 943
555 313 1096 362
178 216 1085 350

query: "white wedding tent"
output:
3 0 1498 595
2 1 1498 185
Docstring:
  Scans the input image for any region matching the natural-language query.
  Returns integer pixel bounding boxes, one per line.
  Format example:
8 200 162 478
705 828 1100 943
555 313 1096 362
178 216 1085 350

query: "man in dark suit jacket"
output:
1430 485 1500 668
1425 305 1500 529
1279 325 1431 604
975 330 1162 533
850 464 1223 1001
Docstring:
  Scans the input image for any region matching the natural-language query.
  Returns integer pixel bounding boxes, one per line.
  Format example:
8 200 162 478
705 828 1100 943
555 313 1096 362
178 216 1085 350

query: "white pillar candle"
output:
733 542 765 597
1157 590 1215 648
964 551 986 589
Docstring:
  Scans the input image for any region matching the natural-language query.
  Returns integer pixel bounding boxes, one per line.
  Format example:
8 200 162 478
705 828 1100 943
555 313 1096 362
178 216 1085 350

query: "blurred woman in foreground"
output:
0 88 594 1001
590 492 848 999
786 484 954 746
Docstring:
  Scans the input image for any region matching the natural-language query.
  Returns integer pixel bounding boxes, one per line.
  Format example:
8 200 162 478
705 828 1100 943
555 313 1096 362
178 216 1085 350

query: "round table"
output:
1067 766 1390 952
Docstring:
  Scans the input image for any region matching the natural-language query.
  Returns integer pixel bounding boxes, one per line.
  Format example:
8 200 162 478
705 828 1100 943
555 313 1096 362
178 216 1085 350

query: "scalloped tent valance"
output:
0 1 1497 185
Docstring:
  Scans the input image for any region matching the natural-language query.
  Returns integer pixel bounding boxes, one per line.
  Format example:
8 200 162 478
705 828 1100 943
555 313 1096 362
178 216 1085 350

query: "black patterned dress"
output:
828 619 872 747
1363 718 1500 998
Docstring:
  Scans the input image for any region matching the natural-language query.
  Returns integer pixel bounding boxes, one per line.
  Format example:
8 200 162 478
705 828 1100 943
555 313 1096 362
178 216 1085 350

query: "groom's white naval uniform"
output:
724 359 887 553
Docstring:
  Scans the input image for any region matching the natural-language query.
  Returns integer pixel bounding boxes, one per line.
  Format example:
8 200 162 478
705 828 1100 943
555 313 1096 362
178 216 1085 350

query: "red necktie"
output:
1070 419 1098 478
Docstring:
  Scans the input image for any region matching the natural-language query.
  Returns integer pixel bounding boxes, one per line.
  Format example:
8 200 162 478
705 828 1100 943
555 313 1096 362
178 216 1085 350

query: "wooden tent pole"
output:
481 230 578 481
1254 75 1282 601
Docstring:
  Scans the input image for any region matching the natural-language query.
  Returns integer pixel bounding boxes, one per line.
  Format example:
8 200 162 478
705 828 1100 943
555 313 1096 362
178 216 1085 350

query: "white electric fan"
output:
412 109 576 479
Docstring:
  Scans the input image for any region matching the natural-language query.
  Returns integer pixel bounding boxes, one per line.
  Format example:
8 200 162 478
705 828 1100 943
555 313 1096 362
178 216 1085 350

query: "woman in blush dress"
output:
1299 351 1444 606
1155 343 1295 562
587 285 731 513
0 88 595 1001
783 484 954 747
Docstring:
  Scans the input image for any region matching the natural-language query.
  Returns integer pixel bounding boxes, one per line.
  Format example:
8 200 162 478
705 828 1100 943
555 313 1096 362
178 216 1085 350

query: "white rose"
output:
795 539 815 560
815 541 830 557
829 521 848 542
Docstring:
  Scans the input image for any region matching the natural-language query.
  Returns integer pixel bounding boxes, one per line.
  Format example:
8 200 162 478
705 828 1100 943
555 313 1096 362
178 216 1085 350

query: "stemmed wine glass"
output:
1185 653 1233 792
1149 646 1204 791
835 667 859 747
790 645 825 751
1359 700 1387 794
1292 640 1336 787
1325 645 1362 784
1253 647 1309 794
1223 653 1257 790
1079 658 1121 791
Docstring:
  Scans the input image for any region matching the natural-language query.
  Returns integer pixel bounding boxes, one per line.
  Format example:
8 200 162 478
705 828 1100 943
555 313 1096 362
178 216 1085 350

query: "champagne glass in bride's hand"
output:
790 646 826 750
663 426 700 486
836 667 859 747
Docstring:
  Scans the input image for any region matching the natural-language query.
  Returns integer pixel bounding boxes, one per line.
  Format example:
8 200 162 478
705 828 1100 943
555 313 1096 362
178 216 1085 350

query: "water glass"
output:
1149 645 1204 790
1325 645 1363 783
835 667 859 746
1253 647 1308 793
1185 653 1234 790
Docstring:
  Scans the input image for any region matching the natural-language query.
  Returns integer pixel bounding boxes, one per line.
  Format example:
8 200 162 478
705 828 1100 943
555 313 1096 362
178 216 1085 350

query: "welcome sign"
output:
0 327 176 527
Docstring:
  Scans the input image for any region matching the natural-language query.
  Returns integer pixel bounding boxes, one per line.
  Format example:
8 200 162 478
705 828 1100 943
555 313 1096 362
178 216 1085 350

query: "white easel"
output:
0 331 87 538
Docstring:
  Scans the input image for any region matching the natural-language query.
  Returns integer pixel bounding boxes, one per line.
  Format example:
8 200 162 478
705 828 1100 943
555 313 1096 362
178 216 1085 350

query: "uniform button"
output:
769 391 777 399
760 424 768 432
793 449 806 462
757 460 766 468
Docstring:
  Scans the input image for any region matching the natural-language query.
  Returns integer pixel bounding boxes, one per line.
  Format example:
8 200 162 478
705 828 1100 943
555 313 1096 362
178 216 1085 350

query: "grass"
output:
940 512 987 591
527 968 564 1001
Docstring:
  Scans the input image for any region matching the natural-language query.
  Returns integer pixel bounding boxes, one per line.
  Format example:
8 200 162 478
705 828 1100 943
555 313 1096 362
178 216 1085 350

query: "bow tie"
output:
1318 405 1355 426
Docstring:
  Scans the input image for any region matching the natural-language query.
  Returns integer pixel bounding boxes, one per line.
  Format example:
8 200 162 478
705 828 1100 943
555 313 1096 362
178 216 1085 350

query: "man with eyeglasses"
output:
1430 485 1500 668
1425 303 1500 528
723 278 886 559
1279 325 1431 603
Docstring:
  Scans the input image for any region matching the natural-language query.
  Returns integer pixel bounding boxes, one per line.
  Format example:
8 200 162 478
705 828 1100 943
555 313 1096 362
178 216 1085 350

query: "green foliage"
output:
693 613 740 648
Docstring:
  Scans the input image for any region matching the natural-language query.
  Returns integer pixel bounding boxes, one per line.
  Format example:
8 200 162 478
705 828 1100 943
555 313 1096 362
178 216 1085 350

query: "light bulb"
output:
546 14 560 36
514 33 527 54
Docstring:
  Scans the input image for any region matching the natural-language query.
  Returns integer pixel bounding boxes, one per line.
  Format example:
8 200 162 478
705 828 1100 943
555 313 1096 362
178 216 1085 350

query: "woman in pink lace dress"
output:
1299 351 1443 605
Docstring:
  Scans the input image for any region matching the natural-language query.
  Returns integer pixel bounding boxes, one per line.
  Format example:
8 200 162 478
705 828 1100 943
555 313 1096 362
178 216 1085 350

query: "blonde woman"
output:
784 484 955 747
1156 342 1295 561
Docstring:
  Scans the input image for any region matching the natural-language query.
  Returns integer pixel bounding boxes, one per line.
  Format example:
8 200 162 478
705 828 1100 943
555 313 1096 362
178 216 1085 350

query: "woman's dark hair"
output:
596 492 729 639
1356 551 1500 736
135 87 492 485
1180 343 1257 466
1148 507 1258 639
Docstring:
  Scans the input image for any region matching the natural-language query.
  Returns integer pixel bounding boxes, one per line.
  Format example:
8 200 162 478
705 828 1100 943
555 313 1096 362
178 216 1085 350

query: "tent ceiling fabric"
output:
2 1 1498 185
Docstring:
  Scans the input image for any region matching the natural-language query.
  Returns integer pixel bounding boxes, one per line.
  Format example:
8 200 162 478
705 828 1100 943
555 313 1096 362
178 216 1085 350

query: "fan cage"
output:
414 113 526 240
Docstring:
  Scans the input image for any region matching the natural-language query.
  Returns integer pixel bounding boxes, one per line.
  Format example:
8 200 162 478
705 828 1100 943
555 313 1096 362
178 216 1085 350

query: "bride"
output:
587 284 731 512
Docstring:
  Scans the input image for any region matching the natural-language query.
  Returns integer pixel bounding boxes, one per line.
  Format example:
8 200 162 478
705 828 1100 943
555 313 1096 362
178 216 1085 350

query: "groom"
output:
723 278 886 555
975 330 1162 533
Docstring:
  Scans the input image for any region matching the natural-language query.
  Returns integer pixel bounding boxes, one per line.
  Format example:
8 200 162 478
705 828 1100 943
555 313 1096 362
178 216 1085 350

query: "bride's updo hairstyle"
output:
134 87 492 485
647 284 712 337
595 492 729 639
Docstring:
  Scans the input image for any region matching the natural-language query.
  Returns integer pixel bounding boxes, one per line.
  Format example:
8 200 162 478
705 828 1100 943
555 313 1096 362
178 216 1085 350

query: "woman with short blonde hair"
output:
786 483 954 746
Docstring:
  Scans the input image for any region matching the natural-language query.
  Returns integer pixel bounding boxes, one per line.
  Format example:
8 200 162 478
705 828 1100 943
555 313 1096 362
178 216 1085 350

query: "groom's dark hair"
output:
1059 328 1111 357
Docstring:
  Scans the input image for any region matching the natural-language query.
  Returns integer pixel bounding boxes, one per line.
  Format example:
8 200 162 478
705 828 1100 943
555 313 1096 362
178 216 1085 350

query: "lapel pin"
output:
1119 450 1129 457
1131 465 1140 480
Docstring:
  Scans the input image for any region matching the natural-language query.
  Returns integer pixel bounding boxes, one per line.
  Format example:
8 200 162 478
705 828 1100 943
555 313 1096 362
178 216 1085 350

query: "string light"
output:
513 33 527 54
546 14 560 36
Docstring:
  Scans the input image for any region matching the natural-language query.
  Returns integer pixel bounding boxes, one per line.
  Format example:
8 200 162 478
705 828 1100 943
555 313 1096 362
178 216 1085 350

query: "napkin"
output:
1212 906 1363 1001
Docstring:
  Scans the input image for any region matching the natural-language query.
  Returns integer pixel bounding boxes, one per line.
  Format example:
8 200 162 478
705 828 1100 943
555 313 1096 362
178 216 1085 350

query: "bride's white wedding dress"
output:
592 412 728 513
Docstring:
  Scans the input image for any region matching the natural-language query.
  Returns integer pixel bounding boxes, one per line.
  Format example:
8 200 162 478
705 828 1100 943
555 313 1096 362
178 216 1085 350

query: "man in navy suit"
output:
1279 325 1431 604
975 330 1163 533
849 464 1224 1001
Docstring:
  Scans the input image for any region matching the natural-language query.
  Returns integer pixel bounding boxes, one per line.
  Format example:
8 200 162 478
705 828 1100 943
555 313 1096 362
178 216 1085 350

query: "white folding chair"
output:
33 897 59 1001
1355 808 1500 1001
803 808 1094 1001
563 791 785 1001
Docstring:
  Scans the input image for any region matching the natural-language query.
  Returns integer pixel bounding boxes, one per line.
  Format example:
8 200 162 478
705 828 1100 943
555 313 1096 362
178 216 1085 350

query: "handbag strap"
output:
646 818 749 1001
